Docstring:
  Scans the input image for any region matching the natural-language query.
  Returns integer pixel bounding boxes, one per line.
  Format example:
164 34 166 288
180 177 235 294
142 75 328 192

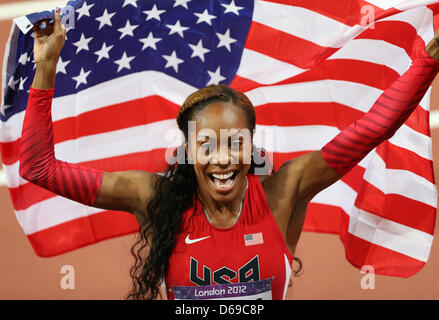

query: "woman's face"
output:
186 101 253 203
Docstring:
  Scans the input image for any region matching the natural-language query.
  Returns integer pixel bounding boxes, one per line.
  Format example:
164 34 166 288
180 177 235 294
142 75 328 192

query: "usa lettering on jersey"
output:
190 255 260 285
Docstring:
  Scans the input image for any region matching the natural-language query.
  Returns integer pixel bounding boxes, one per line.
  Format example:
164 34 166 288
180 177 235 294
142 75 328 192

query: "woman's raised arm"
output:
19 9 159 218
263 35 439 252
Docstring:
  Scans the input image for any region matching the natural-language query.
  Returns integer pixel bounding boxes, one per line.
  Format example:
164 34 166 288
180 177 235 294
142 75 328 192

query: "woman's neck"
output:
198 177 248 229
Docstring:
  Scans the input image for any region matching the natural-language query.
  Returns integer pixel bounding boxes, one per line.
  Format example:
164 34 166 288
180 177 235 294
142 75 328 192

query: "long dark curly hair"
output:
126 85 302 300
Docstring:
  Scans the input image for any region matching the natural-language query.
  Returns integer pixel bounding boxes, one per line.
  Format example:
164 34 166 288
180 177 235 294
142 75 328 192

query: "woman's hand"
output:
33 8 66 65
31 8 65 89
426 31 439 61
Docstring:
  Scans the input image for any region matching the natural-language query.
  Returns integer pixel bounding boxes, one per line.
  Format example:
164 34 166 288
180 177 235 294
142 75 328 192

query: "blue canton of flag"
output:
1 0 253 121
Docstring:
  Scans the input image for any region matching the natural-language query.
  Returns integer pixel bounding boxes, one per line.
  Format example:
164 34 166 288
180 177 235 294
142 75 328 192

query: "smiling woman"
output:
132 84 299 300
17 9 439 300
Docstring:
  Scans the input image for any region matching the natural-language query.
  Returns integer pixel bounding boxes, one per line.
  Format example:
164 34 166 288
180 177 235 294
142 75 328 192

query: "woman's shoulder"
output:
257 174 270 184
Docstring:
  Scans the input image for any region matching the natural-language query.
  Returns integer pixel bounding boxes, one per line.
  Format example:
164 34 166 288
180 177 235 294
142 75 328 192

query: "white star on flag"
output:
162 50 184 73
56 57 70 74
114 52 135 72
143 4 165 22
95 9 115 30
118 20 138 39
18 77 28 91
139 32 162 51
0 104 11 116
72 68 91 89
189 39 210 62
18 52 28 65
207 66 225 85
194 9 216 25
76 1 95 20
216 29 237 52
122 0 137 7
173 0 191 9
221 0 244 15
8 77 19 90
166 20 189 38
72 33 93 54
94 42 114 63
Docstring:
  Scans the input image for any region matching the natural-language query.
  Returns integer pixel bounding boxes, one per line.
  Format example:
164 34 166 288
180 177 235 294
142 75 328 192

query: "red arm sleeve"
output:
19 87 104 206
321 46 439 175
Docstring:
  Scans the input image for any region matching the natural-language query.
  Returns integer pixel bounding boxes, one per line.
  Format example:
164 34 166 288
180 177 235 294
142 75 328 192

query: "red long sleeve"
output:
19 87 104 206
321 46 439 175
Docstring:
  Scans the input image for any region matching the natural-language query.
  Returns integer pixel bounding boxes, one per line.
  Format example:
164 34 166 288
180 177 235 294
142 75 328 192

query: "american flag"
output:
244 232 264 246
1 0 438 278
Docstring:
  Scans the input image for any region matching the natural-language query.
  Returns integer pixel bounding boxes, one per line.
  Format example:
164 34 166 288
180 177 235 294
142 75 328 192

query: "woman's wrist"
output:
426 37 439 62
32 61 57 89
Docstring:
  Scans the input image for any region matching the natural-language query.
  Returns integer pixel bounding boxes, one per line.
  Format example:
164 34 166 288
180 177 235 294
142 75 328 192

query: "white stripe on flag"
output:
0 169 6 187
311 179 434 262
420 86 431 111
2 162 28 189
247 79 384 113
348 207 433 262
15 196 105 235
363 153 437 208
388 124 433 161
0 110 25 143
393 1 439 12
236 48 307 84
327 39 412 75
430 110 439 128
54 119 181 163
282 253 292 300
51 70 196 122
253 0 352 48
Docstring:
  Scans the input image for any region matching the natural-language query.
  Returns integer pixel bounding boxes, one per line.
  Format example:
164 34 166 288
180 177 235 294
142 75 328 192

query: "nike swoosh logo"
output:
185 235 211 244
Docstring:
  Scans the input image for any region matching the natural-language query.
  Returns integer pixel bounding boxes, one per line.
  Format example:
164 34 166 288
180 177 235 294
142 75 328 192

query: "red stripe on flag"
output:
53 95 179 144
256 102 364 129
245 21 337 69
303 203 343 234
27 210 138 257
354 180 436 235
376 141 435 184
0 140 20 166
233 58 402 93
404 106 431 137
277 59 401 90
355 21 425 57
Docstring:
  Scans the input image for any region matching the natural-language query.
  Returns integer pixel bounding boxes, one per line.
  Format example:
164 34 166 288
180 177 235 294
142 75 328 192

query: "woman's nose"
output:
211 148 231 165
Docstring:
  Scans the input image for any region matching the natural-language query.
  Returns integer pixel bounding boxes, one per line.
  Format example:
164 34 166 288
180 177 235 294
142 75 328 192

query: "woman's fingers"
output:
32 19 54 39
31 7 63 38
53 8 63 33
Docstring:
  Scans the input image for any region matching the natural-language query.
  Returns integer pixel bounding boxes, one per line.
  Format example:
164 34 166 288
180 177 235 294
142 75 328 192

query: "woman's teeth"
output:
210 172 236 189
211 172 234 180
